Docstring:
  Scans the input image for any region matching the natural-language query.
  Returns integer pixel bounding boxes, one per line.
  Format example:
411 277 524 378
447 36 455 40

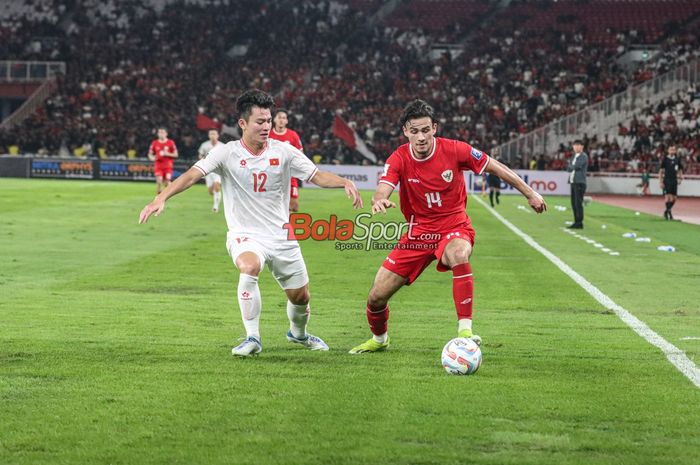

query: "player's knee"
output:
367 287 388 309
445 247 470 267
236 261 261 276
288 288 310 305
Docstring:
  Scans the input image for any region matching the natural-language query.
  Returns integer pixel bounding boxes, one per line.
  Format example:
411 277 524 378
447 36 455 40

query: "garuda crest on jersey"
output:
441 169 453 182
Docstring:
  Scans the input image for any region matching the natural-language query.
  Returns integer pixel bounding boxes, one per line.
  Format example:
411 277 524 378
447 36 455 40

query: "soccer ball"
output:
441 337 482 375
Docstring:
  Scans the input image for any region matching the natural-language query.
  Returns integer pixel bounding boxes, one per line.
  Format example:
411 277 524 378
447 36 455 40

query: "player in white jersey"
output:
197 128 222 212
139 89 363 356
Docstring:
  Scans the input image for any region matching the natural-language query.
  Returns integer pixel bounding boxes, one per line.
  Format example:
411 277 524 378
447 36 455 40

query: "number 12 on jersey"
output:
253 172 267 192
425 192 442 208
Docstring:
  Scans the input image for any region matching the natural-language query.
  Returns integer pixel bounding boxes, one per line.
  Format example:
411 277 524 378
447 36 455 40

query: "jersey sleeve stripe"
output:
306 167 319 182
379 180 396 188
477 157 490 175
194 165 208 176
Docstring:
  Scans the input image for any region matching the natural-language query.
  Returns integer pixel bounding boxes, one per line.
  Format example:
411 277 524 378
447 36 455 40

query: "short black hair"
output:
236 89 274 121
273 108 289 119
157 127 168 132
573 139 584 145
399 99 436 128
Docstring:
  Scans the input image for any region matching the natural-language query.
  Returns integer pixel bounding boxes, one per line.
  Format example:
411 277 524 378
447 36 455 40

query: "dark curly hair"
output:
236 89 275 122
399 99 436 128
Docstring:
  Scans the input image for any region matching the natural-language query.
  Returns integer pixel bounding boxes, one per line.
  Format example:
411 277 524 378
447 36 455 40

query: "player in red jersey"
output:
269 109 303 212
350 99 547 354
147 127 179 194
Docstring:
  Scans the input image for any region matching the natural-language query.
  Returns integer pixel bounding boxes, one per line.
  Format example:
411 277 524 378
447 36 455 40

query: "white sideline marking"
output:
476 197 700 388
681 337 700 341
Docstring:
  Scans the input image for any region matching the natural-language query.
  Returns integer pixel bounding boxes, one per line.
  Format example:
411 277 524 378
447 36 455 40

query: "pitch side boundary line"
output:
474 196 700 389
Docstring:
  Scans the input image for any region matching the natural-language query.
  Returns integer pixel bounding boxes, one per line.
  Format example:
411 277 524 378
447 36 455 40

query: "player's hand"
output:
527 191 547 213
344 181 364 209
371 198 396 214
139 198 166 224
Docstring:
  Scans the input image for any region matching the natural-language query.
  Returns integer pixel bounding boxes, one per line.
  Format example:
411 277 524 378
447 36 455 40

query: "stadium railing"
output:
0 61 65 82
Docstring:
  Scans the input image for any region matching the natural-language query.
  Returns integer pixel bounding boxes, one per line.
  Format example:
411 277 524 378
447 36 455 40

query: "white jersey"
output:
194 139 318 240
198 140 217 158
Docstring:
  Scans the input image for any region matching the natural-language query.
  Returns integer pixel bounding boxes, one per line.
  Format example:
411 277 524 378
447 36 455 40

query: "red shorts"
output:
382 225 475 285
290 178 299 198
154 162 173 180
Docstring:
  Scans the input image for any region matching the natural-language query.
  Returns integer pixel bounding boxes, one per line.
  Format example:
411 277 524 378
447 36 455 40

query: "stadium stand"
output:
0 0 698 173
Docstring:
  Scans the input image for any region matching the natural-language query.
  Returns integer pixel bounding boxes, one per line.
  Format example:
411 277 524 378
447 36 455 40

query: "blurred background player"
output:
269 109 303 212
147 127 179 194
487 170 501 207
567 140 588 229
637 166 651 196
659 144 684 220
349 99 546 354
198 128 223 212
139 89 363 357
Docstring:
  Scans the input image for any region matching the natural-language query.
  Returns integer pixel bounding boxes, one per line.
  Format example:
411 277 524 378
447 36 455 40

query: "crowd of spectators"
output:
0 0 699 174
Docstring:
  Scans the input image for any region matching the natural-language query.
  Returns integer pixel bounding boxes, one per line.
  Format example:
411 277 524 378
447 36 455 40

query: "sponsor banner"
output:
306 164 386 190
99 161 153 180
466 170 570 195
99 160 192 181
31 159 94 179
307 165 570 195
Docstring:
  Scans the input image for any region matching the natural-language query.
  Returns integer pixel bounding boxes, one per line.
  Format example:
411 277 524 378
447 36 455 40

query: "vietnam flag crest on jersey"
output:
269 158 280 166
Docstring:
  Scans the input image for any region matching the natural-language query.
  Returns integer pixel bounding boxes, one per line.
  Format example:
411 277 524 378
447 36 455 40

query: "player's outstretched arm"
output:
371 183 396 214
309 171 364 209
138 167 204 224
485 158 547 213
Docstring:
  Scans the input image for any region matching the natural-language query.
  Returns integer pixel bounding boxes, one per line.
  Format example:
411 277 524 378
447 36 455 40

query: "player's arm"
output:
165 143 179 158
147 143 155 161
485 158 547 213
308 170 363 209
659 166 665 188
138 167 204 224
371 182 396 214
678 165 684 184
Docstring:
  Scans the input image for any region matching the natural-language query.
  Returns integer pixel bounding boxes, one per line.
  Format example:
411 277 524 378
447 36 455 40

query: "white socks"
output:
238 274 261 339
213 191 221 210
458 318 472 333
287 301 310 339
373 333 388 344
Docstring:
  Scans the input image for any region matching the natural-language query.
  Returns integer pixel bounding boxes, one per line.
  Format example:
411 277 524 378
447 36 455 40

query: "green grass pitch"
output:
1 178 699 465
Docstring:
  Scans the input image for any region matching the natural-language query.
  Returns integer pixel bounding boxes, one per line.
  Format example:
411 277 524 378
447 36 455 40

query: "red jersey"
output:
149 139 177 165
380 137 490 233
269 128 303 190
269 128 303 150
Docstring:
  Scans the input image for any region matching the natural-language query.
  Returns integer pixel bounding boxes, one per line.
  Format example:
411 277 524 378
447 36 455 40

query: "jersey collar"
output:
241 138 267 157
410 139 437 162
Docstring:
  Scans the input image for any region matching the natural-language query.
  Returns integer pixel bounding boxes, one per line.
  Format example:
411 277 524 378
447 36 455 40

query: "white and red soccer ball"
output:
441 337 482 375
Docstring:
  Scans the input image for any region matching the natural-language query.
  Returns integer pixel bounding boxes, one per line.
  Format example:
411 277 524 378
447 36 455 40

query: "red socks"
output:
452 263 473 320
366 304 389 335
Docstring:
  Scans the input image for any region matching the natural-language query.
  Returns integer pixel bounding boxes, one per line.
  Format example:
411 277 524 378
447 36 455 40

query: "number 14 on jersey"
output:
425 192 442 208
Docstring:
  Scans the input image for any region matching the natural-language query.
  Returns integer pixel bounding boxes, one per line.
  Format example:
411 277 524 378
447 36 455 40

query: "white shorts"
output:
226 234 309 290
205 172 222 188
